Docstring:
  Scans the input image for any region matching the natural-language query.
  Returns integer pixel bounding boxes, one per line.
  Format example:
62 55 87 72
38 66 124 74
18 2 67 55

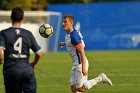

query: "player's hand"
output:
0 59 2 65
59 42 65 48
82 67 88 76
0 61 2 65
30 62 36 69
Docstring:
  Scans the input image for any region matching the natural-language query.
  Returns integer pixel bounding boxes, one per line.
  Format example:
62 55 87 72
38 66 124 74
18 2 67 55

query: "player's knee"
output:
77 86 86 92
71 88 75 92
71 86 77 93
71 89 76 93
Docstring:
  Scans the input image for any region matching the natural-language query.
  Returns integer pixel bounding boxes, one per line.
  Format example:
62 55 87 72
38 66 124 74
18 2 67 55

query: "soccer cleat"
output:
99 73 112 86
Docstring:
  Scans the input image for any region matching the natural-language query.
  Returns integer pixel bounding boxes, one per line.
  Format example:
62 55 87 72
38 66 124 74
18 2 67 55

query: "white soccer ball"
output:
39 24 53 38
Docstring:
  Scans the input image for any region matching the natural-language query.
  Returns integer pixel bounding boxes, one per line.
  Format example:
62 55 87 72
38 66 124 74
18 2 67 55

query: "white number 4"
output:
14 37 22 54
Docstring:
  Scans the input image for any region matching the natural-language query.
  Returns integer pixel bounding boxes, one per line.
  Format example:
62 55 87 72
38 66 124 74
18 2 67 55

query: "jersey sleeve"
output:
71 34 81 46
30 33 41 53
0 31 6 50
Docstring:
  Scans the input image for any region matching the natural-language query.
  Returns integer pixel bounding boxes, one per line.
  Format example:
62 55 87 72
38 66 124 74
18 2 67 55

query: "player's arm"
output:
0 32 4 65
31 52 42 69
75 43 88 76
0 48 3 65
30 32 42 68
59 42 65 48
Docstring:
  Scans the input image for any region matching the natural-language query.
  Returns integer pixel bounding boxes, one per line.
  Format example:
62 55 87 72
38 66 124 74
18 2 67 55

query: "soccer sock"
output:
94 76 103 83
83 76 103 90
83 79 97 89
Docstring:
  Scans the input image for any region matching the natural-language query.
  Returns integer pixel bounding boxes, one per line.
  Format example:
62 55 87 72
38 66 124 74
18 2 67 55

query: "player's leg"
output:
71 85 77 93
75 64 87 92
75 62 112 92
4 78 22 93
83 73 112 90
76 73 112 92
70 66 81 93
77 75 102 91
3 69 22 93
22 67 36 93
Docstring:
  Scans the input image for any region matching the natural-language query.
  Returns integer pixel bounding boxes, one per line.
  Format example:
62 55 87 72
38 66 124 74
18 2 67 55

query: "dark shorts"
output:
3 66 36 93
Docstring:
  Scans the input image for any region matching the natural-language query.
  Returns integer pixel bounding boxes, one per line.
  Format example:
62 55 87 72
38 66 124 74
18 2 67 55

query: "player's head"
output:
11 7 24 22
62 14 74 32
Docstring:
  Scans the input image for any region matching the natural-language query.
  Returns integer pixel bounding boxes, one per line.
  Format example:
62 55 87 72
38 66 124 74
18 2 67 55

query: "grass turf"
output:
0 50 140 93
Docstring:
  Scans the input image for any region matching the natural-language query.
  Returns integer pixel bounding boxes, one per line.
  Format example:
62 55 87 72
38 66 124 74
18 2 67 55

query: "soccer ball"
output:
39 24 53 38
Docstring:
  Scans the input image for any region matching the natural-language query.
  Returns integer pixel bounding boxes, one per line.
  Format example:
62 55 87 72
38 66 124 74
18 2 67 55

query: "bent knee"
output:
71 88 77 93
71 85 77 93
77 86 86 92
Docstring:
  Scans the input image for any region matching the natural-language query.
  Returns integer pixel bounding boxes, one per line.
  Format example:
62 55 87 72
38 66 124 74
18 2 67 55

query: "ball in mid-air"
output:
39 24 53 38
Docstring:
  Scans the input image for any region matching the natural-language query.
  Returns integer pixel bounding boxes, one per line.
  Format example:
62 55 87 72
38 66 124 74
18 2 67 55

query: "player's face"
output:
62 18 73 32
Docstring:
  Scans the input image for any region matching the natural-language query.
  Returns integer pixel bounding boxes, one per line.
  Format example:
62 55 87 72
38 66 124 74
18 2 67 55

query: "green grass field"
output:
0 50 140 93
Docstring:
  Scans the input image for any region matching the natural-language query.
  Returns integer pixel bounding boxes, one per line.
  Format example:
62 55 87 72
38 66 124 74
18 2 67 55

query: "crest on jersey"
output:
15 29 20 35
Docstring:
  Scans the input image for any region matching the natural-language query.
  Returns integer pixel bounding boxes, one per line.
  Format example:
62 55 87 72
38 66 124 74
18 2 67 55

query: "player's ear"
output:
70 20 74 25
21 19 24 23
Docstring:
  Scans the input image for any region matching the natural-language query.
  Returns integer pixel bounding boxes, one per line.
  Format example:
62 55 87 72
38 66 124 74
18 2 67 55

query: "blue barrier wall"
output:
47 2 140 51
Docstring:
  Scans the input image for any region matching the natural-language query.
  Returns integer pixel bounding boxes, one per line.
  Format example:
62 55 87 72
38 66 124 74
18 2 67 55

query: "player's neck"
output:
12 22 22 27
66 27 73 34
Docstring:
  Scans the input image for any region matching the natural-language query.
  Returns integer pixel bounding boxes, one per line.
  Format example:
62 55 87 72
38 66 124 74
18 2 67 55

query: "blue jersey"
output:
65 29 85 65
0 27 41 68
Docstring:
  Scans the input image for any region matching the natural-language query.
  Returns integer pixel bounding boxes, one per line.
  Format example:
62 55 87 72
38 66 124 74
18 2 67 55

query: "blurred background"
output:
0 0 140 52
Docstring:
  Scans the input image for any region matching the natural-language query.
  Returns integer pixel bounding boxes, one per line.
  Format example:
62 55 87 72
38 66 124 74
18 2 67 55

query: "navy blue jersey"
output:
0 27 41 68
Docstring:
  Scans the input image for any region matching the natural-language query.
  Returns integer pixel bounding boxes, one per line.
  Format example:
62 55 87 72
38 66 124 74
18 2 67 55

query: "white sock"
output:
83 76 103 90
94 76 103 83
83 79 97 89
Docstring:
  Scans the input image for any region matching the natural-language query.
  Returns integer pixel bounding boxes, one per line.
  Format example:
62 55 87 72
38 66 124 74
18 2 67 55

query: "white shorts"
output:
70 61 89 88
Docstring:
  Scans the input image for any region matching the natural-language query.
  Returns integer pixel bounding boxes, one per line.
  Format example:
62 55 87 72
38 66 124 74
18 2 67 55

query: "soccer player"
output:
0 7 42 93
60 14 112 93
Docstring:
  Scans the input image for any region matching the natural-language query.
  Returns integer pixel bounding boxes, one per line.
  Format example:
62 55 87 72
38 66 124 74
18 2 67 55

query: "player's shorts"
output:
3 66 36 93
70 60 89 88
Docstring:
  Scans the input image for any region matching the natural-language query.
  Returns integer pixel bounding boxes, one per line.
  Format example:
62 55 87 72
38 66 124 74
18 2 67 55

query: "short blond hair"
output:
63 14 74 23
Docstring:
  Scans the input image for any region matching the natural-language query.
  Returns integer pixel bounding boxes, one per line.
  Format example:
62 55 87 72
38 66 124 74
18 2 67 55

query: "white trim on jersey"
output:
0 46 5 50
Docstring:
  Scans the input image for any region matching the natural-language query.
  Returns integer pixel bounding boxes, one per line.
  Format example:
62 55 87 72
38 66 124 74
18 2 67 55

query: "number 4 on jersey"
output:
14 37 22 54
